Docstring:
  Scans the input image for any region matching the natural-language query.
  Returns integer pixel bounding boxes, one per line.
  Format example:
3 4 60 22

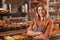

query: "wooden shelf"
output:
31 1 39 3
49 2 60 6
49 12 60 15
49 0 60 19
0 29 26 36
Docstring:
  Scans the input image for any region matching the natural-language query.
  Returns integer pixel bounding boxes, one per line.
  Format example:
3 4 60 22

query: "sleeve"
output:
44 19 53 37
27 19 35 36
27 19 35 30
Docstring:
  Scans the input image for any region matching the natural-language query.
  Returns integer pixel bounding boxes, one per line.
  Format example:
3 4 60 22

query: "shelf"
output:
49 2 58 6
49 12 60 15
49 11 60 14
49 0 60 19
0 13 11 16
49 10 57 12
31 1 39 3
9 17 25 19
49 2 60 6
54 21 60 24
0 29 26 36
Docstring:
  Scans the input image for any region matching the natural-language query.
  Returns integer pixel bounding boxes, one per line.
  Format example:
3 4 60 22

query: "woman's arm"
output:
27 19 42 36
44 19 53 37
27 29 42 36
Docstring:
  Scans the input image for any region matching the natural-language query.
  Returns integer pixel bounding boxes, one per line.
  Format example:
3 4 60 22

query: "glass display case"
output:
49 0 60 40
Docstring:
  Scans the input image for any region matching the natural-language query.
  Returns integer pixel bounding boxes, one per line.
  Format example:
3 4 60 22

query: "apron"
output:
32 19 49 40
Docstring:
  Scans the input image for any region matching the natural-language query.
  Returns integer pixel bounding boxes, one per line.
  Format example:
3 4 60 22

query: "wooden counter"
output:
52 30 60 35
50 30 60 40
0 29 26 36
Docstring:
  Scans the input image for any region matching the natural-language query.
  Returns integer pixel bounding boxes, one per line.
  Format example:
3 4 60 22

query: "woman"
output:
27 4 53 40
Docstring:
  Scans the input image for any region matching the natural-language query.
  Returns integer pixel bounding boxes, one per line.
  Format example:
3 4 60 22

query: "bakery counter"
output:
50 30 60 40
0 25 27 32
0 29 27 40
0 22 29 40
0 21 29 38
0 29 27 36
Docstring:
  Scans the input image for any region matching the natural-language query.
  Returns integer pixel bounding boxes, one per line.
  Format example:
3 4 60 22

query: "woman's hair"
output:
36 4 50 20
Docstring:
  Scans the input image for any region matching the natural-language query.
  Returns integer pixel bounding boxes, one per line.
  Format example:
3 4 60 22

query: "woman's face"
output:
38 6 46 17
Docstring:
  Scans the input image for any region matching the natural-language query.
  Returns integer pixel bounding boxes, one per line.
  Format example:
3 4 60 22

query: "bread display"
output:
4 36 15 40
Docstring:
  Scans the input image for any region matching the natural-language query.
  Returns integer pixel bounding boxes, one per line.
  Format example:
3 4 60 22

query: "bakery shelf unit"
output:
0 0 28 40
49 0 60 19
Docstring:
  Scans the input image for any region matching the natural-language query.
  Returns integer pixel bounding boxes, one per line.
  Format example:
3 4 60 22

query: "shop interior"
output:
0 0 60 40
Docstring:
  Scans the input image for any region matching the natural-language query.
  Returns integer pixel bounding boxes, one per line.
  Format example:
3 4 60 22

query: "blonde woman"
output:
27 4 53 40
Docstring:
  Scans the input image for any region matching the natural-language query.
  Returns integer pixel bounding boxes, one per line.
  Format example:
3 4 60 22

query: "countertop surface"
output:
0 29 27 36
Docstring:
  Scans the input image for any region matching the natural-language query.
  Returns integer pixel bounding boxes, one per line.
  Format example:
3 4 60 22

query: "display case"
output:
49 0 60 32
49 0 60 40
0 0 29 40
